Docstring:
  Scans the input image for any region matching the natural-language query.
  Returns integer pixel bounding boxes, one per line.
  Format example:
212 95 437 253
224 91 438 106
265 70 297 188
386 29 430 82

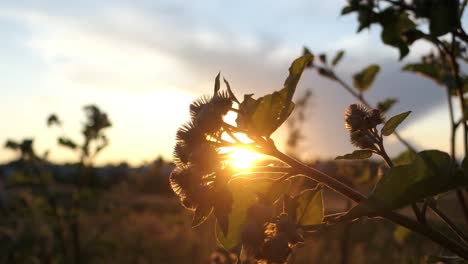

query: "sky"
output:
0 0 466 165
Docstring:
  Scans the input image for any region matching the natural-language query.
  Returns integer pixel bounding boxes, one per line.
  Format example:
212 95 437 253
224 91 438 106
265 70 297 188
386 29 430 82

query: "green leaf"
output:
392 149 417 166
58 137 78 150
192 206 213 228
295 187 323 226
402 63 443 84
381 111 411 136
342 150 468 220
377 98 397 113
332 50 345 66
428 0 459 37
302 47 314 67
236 54 312 136
379 9 415 59
341 5 353 15
353 64 380 92
335 150 373 160
393 226 411 244
215 177 280 250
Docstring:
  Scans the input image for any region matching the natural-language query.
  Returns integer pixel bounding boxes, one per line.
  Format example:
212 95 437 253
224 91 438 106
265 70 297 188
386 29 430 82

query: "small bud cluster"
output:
344 104 384 150
240 200 303 263
170 84 235 228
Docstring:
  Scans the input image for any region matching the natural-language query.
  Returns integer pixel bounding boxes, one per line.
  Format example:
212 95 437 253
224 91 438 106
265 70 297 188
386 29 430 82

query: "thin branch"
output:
429 203 468 247
264 144 468 258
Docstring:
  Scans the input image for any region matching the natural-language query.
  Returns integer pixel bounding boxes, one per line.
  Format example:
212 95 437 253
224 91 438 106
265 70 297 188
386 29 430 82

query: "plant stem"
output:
266 146 468 258
377 138 424 222
429 203 468 247
446 88 468 224
447 35 468 156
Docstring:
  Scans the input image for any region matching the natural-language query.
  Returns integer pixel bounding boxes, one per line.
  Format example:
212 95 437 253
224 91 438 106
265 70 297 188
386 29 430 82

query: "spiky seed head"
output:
189 95 212 119
350 130 377 150
367 109 385 128
190 92 232 134
176 121 205 146
344 104 370 131
188 142 221 173
260 233 291 263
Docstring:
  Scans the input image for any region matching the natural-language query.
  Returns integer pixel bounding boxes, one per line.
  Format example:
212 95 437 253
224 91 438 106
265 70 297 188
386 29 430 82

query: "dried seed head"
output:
190 92 233 134
260 233 291 264
240 222 266 251
190 95 212 119
173 143 190 167
276 213 303 245
188 142 221 173
170 165 210 210
344 104 370 131
368 109 385 127
176 121 205 146
246 200 273 225
350 130 377 150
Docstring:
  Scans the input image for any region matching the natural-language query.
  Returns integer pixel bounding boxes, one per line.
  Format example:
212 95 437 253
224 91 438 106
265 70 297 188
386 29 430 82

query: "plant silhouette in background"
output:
1 105 112 264
170 1 468 262
49 104 111 167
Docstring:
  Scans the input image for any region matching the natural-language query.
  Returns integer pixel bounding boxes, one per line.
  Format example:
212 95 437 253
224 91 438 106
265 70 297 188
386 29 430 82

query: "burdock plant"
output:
170 52 468 263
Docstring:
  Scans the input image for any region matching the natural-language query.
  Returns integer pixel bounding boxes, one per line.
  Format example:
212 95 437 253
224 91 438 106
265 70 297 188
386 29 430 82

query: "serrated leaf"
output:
377 98 397 113
332 50 345 66
381 111 411 136
236 54 312 136
335 150 373 160
353 64 380 92
295 187 323 226
342 150 468 220
215 177 280 250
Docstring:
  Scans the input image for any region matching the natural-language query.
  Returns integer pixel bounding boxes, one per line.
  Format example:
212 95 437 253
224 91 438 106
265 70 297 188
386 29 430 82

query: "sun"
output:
229 148 262 170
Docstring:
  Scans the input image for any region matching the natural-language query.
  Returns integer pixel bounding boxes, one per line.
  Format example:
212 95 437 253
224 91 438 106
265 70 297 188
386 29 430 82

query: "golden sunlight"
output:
221 110 264 170
229 148 262 170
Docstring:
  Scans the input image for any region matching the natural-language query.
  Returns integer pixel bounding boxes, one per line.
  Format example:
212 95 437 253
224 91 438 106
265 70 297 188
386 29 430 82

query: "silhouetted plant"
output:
171 5 468 259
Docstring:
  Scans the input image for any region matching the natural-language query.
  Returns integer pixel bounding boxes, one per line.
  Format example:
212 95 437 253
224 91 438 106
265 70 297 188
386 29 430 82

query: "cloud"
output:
0 1 458 163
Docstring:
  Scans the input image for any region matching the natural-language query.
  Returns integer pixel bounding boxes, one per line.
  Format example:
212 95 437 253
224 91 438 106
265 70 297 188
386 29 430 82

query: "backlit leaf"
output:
215 177 284 250
236 54 312 136
342 150 468 220
353 64 380 92
295 187 323 226
377 98 397 113
381 111 411 136
332 50 345 66
335 150 373 160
